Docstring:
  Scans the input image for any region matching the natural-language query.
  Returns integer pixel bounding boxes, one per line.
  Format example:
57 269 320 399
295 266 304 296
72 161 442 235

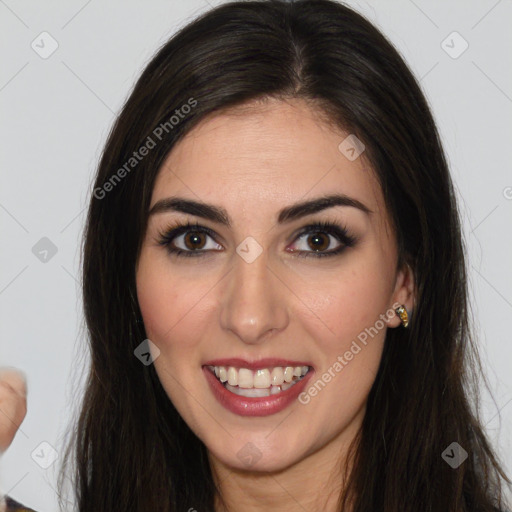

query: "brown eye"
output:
306 232 330 252
183 231 207 250
287 221 357 259
158 220 356 259
157 222 223 258
290 231 342 254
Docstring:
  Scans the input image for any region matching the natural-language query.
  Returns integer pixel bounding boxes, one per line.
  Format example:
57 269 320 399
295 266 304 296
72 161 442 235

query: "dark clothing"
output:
3 495 36 512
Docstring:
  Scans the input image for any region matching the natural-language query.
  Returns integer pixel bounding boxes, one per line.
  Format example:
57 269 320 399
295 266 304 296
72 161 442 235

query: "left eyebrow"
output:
148 193 373 227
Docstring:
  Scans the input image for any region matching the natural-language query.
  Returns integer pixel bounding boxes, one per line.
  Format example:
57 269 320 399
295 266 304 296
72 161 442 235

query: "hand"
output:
0 368 27 454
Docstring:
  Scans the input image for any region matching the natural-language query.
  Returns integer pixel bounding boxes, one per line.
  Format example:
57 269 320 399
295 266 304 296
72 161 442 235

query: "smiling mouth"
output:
206 364 311 398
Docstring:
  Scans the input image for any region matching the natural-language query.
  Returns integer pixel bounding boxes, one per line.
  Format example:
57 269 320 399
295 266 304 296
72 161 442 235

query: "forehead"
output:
151 98 386 225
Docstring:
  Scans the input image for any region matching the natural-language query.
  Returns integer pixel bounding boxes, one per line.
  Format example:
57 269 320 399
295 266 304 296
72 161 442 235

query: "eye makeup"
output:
155 219 357 259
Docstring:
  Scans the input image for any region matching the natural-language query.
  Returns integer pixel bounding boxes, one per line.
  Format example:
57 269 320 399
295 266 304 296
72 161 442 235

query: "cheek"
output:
295 265 390 424
299 260 393 347
136 251 183 342
292 253 394 409
340 270 390 338
135 252 216 354
136 270 177 341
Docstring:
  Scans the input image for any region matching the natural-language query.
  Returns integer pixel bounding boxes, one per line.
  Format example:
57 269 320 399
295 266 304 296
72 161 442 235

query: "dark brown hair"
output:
57 1 511 510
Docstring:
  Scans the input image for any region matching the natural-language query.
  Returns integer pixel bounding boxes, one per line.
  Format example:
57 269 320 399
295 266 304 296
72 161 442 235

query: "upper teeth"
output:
208 365 310 389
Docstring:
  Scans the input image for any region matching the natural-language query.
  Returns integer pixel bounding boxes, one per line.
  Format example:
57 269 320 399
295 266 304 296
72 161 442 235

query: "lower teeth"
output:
223 378 301 397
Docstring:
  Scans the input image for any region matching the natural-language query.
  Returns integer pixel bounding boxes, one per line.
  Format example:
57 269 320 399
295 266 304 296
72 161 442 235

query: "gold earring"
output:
395 305 409 328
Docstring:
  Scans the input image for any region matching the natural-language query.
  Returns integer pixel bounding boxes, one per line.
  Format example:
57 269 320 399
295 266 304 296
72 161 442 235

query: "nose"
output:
219 249 289 345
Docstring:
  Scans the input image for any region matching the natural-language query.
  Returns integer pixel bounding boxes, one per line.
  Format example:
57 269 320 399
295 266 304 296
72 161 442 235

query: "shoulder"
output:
1 495 37 512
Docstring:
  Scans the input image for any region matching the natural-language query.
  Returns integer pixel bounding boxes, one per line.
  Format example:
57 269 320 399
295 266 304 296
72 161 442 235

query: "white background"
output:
1 0 511 510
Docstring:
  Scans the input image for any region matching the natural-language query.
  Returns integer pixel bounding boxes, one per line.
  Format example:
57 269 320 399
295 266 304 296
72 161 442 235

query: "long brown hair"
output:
57 1 511 510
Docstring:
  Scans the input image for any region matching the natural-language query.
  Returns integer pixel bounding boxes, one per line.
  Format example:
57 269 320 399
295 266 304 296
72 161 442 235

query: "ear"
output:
386 262 416 328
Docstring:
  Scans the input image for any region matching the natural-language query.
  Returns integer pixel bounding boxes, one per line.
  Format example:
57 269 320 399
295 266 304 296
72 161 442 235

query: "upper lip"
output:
203 358 313 370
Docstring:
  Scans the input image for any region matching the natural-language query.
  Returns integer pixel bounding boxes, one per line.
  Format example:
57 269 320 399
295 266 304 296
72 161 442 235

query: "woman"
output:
2 0 510 510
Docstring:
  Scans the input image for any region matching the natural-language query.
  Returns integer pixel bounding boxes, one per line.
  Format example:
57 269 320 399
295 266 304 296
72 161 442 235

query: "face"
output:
136 98 414 476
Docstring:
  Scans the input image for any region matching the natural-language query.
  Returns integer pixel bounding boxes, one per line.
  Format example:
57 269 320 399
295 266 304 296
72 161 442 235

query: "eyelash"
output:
156 220 357 259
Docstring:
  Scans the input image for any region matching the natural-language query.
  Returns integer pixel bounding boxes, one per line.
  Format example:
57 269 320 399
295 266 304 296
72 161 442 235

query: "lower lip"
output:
202 366 315 417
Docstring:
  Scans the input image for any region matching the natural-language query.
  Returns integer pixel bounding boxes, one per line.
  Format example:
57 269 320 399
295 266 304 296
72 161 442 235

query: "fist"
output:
0 368 27 454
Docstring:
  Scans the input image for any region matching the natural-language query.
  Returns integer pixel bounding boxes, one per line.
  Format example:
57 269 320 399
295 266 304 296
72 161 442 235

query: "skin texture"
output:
0 368 27 454
136 98 415 512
